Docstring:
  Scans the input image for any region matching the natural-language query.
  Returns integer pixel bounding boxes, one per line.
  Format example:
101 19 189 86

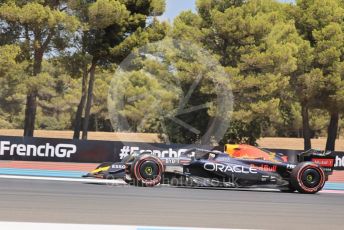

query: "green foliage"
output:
30 61 80 130
220 119 262 145
1 0 344 148
0 2 79 38
88 0 129 29
111 19 170 61
0 44 20 74
108 69 178 132
290 0 344 149
108 37 232 144
0 44 26 128
182 0 307 144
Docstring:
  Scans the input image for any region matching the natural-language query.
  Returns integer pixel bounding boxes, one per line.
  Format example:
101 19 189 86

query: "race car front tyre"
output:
290 162 326 194
131 154 164 187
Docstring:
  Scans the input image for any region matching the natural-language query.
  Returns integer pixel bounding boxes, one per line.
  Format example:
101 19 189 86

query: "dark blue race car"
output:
84 148 335 194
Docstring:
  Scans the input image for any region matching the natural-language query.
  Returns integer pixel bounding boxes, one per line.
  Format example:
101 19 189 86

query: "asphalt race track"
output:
0 178 343 230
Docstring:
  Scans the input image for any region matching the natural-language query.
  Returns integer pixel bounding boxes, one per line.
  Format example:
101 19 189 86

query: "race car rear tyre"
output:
131 154 164 187
290 162 326 194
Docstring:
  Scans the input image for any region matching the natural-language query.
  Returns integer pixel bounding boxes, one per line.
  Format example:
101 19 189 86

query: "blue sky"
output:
160 0 295 22
159 0 197 22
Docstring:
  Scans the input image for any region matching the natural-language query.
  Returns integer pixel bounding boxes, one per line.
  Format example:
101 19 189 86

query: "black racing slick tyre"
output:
130 154 164 187
290 162 326 194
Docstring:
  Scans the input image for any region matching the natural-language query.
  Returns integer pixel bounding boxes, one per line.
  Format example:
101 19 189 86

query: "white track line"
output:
0 222 254 230
320 190 344 194
0 174 126 185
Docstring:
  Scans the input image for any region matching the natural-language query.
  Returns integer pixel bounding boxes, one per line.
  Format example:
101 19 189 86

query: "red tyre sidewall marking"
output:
133 155 164 186
297 164 325 193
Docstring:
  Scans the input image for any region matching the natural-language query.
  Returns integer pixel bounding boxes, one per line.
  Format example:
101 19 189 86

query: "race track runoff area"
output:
0 178 343 230
0 222 235 230
0 160 343 229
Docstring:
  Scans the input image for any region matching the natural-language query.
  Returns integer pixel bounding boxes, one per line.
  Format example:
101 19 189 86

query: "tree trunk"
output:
325 111 339 151
23 49 42 137
73 66 88 139
301 104 311 150
82 60 97 140
95 114 98 132
23 92 37 136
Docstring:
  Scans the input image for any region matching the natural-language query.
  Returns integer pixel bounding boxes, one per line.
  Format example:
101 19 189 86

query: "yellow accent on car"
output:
91 166 110 174
224 144 240 157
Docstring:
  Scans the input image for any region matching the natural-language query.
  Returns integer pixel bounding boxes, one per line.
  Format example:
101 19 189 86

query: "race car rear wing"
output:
298 149 335 174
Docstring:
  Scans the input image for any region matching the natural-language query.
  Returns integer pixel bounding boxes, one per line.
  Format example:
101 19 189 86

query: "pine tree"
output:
0 1 79 136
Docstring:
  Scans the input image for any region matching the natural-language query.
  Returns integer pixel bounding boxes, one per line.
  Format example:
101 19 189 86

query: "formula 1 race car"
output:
84 146 335 194
124 148 335 193
83 144 287 180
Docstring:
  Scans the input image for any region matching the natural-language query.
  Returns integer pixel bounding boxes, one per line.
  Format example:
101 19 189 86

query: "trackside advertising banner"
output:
0 135 343 170
0 135 210 163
